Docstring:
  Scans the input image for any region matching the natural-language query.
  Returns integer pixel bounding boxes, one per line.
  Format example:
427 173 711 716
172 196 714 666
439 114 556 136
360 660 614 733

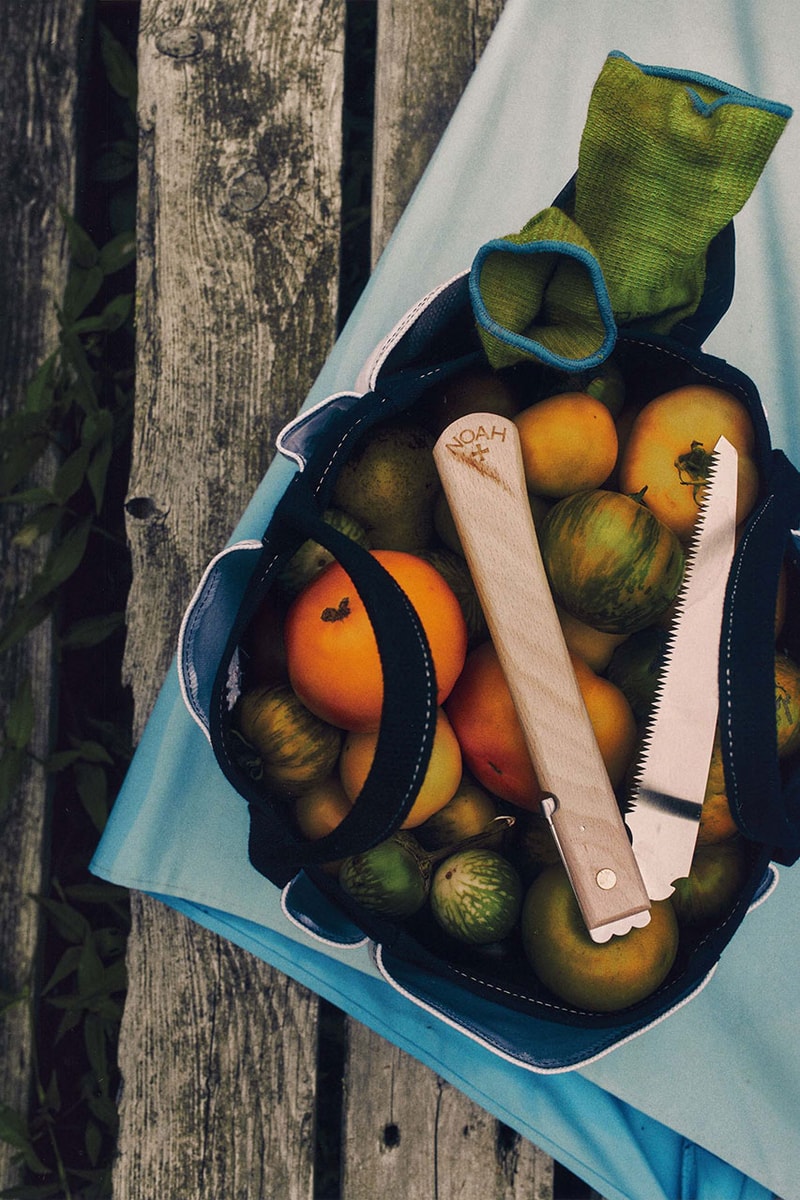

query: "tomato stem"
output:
321 596 351 622
675 440 714 505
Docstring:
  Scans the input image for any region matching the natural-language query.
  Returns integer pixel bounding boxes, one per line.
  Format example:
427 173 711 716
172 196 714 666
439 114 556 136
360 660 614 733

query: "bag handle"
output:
722 449 800 862
209 473 440 888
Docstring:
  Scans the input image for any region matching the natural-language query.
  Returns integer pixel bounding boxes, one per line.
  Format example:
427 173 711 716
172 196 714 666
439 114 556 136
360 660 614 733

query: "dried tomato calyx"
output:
321 597 351 622
674 440 714 505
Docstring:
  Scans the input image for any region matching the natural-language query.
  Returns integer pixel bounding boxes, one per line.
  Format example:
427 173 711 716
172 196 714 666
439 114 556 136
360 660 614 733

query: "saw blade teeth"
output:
625 443 724 816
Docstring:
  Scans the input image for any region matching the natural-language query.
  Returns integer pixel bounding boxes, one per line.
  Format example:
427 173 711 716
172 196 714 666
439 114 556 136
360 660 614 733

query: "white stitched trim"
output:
177 540 263 739
372 943 719 1074
280 877 370 950
355 269 470 392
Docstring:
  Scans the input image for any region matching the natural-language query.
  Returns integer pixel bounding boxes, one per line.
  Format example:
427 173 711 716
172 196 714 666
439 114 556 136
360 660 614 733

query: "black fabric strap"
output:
221 474 440 886
721 449 800 861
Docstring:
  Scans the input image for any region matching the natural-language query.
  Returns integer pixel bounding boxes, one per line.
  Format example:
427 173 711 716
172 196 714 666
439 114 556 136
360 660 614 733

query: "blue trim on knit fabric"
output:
469 237 617 372
607 49 793 120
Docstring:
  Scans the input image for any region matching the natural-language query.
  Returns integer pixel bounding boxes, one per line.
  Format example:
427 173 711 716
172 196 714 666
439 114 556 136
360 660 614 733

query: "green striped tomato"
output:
430 849 522 944
539 489 685 634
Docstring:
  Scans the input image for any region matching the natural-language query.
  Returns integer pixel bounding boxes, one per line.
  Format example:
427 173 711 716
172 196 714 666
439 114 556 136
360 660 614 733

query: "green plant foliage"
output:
0 15 137 1198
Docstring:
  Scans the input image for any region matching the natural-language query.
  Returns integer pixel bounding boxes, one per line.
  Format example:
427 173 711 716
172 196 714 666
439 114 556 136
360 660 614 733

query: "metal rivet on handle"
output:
596 868 617 890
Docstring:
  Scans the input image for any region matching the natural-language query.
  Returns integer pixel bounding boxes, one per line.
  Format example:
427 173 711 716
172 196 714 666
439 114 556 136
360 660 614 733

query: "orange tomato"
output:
514 392 618 498
697 730 739 846
339 708 462 828
294 777 354 874
557 607 628 673
618 385 759 541
569 652 638 788
284 550 468 732
444 640 543 811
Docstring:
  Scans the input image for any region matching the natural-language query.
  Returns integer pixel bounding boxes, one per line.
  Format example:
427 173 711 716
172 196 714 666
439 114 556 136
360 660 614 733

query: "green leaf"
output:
75 763 108 835
62 882 128 906
58 328 100 415
83 1014 109 1090
93 145 136 184
99 230 136 275
87 1091 119 1133
85 1118 103 1166
62 263 104 323
0 485 55 506
88 995 123 1021
101 291 133 331
64 1165 113 1188
42 1070 60 1115
70 740 114 765
6 678 34 750
0 439 51 496
81 407 114 450
54 1007 82 1043
71 292 133 335
0 1105 28 1151
78 939 106 999
99 23 138 110
12 505 62 549
0 1104 49 1174
34 896 91 945
23 516 92 608
0 600 52 658
24 351 59 413
86 435 113 512
59 612 124 651
0 987 27 1018
101 958 127 995
44 739 113 773
42 945 82 994
93 927 129 957
0 1185 65 1199
60 207 99 270
43 748 83 773
52 444 91 505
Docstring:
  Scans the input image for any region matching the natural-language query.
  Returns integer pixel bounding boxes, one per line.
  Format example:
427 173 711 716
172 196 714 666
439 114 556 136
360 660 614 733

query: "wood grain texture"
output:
115 1 345 1195
115 894 319 1200
341 1023 554 1200
124 0 346 709
434 414 650 935
0 0 88 1186
371 0 506 263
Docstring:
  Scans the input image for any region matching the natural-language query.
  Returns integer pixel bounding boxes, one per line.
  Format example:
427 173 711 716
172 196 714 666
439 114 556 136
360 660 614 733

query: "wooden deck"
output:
2 2 606 1195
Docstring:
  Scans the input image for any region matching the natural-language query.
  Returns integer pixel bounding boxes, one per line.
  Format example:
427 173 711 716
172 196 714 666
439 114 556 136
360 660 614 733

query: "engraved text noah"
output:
445 422 508 460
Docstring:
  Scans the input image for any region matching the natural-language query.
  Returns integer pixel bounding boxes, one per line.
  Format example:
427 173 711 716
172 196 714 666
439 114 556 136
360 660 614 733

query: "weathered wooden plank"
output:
124 0 346 703
0 0 88 1187
114 1 346 1195
115 894 320 1199
341 1023 554 1200
345 3 554 1195
371 0 507 262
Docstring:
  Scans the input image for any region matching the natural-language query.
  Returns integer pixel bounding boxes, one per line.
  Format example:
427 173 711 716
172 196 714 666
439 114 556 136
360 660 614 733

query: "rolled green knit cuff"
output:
470 205 616 371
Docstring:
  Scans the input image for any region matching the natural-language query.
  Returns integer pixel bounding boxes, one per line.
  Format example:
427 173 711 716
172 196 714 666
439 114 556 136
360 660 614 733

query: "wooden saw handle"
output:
434 412 650 940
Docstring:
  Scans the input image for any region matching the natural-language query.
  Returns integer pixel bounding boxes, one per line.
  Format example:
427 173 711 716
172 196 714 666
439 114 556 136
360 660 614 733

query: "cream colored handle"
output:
434 413 650 939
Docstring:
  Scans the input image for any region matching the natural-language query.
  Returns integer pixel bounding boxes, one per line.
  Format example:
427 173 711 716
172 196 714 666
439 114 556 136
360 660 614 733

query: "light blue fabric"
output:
92 2 800 1197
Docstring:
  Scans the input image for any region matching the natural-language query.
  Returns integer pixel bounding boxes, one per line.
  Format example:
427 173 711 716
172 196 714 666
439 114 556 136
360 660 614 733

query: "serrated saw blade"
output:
626 435 739 901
